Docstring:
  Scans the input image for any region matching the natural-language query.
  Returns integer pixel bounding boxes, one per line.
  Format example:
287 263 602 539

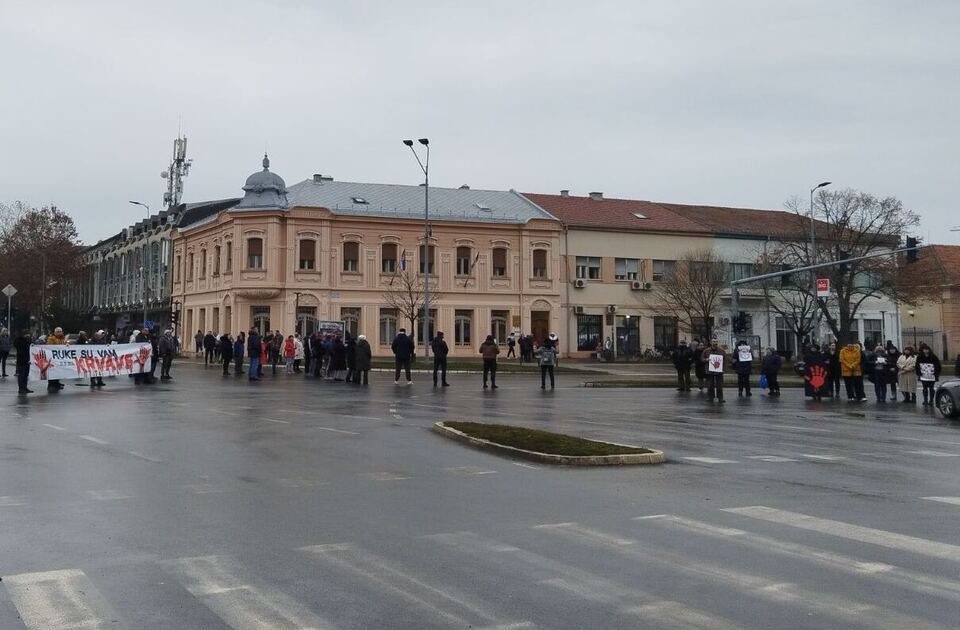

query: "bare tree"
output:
651 248 729 341
774 188 920 343
381 267 442 344
756 248 819 350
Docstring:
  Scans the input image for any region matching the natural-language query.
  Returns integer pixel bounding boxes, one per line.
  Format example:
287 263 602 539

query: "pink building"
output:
171 157 563 356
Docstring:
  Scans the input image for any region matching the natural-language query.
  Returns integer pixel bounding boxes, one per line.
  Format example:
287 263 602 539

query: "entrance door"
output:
531 311 550 344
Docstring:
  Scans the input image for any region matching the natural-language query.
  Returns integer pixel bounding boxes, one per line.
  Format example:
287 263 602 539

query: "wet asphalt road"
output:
1 364 960 629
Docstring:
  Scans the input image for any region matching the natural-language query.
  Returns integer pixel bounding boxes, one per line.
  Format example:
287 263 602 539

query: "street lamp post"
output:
809 181 831 342
293 291 303 336
128 200 150 217
403 138 431 358
139 266 147 329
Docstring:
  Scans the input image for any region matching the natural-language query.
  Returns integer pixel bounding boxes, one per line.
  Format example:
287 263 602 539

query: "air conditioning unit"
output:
606 304 617 314
574 278 586 289
574 306 584 314
630 280 654 291
642 281 653 291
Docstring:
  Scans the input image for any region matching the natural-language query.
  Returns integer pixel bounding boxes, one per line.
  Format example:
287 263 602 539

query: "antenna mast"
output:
161 134 192 208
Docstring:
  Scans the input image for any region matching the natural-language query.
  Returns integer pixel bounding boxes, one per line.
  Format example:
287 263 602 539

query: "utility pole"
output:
403 138 431 357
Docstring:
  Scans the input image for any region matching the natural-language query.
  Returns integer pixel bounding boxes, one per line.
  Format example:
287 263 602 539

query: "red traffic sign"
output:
816 278 830 297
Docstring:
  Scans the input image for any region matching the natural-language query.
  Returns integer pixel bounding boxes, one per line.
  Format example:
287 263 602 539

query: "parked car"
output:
935 380 960 419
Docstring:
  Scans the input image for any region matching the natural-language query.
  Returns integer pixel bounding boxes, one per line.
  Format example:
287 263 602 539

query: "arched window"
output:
299 239 316 270
492 247 508 277
455 310 473 347
381 243 397 273
224 241 233 272
379 308 397 345
491 310 508 344
187 252 194 280
199 249 207 279
419 244 435 274
532 249 548 278
247 237 263 269
456 246 472 276
341 307 360 337
343 241 360 272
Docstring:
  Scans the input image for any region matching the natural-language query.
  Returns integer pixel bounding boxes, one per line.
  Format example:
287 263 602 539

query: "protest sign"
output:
317 320 346 337
920 363 936 381
29 343 153 381
708 353 724 373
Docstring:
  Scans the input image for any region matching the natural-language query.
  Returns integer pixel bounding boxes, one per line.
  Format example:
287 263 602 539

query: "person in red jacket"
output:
283 335 296 374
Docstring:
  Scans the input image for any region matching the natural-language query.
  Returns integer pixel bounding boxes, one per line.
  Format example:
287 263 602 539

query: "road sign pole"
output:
2 285 17 330
6 294 10 329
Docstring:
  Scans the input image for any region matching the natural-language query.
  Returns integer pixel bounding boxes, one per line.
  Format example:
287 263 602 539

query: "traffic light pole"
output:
729 244 921 334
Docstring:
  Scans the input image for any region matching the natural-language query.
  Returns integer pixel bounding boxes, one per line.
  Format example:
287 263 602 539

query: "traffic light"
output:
780 264 793 287
838 250 850 274
906 237 919 263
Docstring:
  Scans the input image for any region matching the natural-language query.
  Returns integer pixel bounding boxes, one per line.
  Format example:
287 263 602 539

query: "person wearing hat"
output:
431 331 450 387
391 328 415 385
537 333 559 389
354 334 372 385
671 340 694 392
479 334 500 389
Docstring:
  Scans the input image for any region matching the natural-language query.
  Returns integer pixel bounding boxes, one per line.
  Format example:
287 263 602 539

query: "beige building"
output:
898 244 960 360
171 157 563 356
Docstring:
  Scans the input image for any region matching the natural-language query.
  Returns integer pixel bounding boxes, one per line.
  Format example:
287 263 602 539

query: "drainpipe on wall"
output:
563 224 571 358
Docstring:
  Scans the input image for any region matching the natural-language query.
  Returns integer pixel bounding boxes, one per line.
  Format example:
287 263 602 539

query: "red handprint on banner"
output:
32 351 53 380
134 345 152 372
805 365 827 391
710 356 722 371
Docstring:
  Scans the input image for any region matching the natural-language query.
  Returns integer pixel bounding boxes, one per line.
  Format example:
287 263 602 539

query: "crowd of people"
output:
671 337 957 405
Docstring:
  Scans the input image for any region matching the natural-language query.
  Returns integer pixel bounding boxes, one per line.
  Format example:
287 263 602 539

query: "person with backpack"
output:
479 334 500 389
915 345 942 406
537 333 559 390
431 331 450 387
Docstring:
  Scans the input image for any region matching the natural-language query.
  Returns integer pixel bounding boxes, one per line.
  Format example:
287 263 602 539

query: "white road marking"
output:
724 506 960 562
908 449 960 457
512 462 541 470
314 426 359 435
301 543 522 628
536 521 942 630
444 466 498 476
745 455 800 462
276 478 330 488
262 417 291 424
209 409 240 416
4 568 126 629
638 513 960 603
166 555 332 630
42 423 67 431
79 435 110 445
0 495 27 507
923 496 960 506
128 450 162 463
85 489 131 501
897 436 960 446
622 601 743 630
800 454 846 461
364 472 411 481
776 424 834 433
183 483 227 494
682 457 738 464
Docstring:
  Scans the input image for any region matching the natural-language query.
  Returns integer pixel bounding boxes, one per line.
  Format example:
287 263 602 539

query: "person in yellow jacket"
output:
839 342 866 401
45 326 68 392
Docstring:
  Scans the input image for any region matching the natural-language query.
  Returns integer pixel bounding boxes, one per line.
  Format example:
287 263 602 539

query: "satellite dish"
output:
161 171 169 179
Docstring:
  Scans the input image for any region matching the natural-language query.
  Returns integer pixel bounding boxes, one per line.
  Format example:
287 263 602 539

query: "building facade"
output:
171 158 563 356
897 244 960 359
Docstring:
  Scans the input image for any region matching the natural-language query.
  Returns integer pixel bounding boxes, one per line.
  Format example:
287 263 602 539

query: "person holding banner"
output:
915 345 941 406
89 330 108 387
45 326 68 392
701 338 725 403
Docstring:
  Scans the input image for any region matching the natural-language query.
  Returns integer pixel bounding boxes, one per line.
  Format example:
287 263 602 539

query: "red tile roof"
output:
659 202 821 240
521 193 711 234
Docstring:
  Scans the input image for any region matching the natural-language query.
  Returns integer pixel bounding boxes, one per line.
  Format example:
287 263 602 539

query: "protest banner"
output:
29 343 153 381
317 320 346 337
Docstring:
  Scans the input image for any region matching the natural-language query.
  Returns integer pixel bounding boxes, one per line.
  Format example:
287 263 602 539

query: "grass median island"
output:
443 421 654 456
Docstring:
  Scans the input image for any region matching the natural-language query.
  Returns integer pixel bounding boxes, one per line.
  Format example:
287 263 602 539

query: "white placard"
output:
738 349 752 362
920 363 936 381
708 353 724 373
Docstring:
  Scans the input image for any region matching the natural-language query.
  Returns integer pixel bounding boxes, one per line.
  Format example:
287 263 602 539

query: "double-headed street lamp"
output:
403 138 431 357
128 200 150 217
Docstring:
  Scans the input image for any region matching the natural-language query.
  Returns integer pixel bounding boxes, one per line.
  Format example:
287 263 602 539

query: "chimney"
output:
313 174 333 183
560 189 569 197
459 184 470 189
589 191 603 201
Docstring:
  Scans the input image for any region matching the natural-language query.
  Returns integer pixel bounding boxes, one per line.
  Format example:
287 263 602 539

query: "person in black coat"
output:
202 331 217 366
761 347 782 396
732 340 754 397
14 331 33 394
344 333 357 384
391 328 415 385
803 344 830 401
692 340 707 391
431 332 450 387
330 336 347 381
246 329 261 380
671 340 694 391
826 342 842 398
218 334 233 376
916 345 942 406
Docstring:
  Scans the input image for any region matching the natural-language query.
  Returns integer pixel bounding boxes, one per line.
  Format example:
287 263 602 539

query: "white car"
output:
935 379 960 419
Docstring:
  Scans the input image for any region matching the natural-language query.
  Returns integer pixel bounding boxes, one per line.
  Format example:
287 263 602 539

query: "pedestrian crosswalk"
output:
4 505 960 628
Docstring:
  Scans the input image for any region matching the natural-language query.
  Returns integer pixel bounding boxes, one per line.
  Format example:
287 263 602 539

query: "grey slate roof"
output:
286 179 556 224
176 198 243 231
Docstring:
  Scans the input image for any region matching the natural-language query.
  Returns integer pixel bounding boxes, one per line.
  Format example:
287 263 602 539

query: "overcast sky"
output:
2 1 957 245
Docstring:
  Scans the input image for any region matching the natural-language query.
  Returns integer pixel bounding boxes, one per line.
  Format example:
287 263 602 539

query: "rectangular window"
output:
175 255 181 282
187 253 194 280
691 317 715 341
575 256 601 280
297 306 318 336
492 248 508 277
212 307 220 331
381 243 397 273
455 309 473 347
652 259 676 281
419 245 435 274
576 314 602 351
251 305 270 335
863 318 884 347
456 246 472 276
379 308 398 345
614 258 640 280
199 250 206 279
416 309 437 346
213 245 221 275
298 239 316 270
247 238 263 269
775 315 810 356
343 241 360 272
729 263 755 282
532 249 548 278
225 241 232 272
653 316 678 351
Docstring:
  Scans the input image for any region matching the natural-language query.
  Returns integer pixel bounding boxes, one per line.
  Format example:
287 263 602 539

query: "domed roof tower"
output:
235 154 288 210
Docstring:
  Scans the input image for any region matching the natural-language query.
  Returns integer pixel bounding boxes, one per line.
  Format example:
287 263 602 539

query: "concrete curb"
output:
431 421 666 466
